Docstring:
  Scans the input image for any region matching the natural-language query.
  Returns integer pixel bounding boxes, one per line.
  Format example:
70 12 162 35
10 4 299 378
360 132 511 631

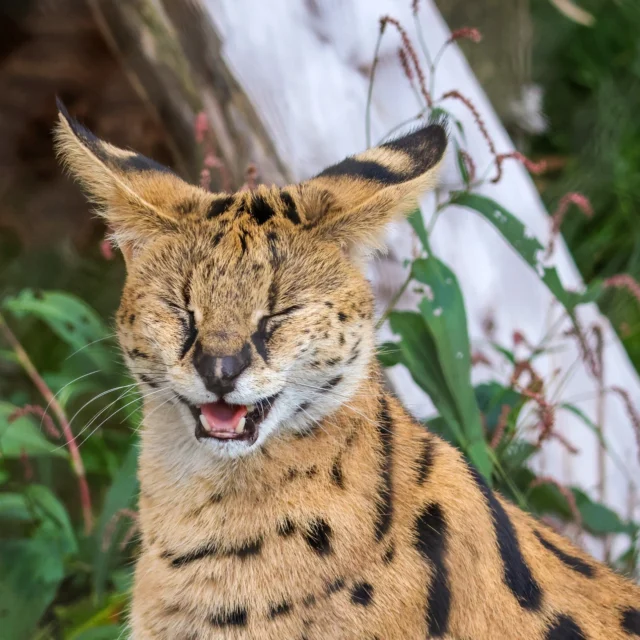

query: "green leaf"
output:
3 290 113 369
0 493 33 522
389 311 467 448
453 138 470 186
474 382 523 432
93 444 139 601
377 341 404 368
74 626 124 640
448 193 597 313
407 208 430 251
24 485 77 555
0 537 65 640
572 488 635 536
412 258 492 479
500 441 537 471
0 402 68 459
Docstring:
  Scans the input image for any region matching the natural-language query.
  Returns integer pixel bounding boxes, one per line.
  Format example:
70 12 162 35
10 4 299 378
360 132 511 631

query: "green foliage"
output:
1 290 135 639
531 0 640 367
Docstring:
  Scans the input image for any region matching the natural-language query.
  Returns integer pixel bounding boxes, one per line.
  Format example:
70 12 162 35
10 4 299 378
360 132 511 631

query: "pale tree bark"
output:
85 0 291 188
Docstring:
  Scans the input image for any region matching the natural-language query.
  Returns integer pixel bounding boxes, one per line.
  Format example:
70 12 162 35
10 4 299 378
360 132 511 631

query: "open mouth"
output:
186 395 278 445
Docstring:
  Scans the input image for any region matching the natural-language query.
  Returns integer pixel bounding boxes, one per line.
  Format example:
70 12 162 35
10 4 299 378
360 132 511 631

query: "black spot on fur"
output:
326 577 345 595
269 600 292 618
339 333 345 346
209 606 247 627
306 465 318 478
534 530 594 577
330 457 344 488
622 607 640 635
325 357 341 366
207 196 234 218
285 468 298 481
175 197 199 215
350 582 374 606
238 231 248 255
212 231 224 247
235 537 262 558
139 374 158 389
295 401 312 416
303 519 332 556
338 311 348 322
169 537 261 567
325 301 334 308
468 465 542 610
128 348 149 360
281 191 301 224
383 543 395 564
277 518 296 537
250 194 275 224
129 314 135 325
346 349 360 365
414 503 450 637
545 614 586 640
266 231 279 263
170 541 219 567
322 375 343 391
374 398 394 541
302 594 316 607
210 493 223 504
416 438 434 485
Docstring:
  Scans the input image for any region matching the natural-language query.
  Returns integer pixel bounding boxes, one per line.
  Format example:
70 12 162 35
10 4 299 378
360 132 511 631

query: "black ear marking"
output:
467 464 542 610
318 158 405 184
316 122 447 186
380 122 448 177
57 97 174 175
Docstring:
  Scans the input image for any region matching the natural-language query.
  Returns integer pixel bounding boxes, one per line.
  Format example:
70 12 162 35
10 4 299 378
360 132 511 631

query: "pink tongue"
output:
201 401 247 433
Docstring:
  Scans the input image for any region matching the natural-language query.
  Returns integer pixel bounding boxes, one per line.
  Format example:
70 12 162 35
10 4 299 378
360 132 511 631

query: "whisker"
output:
65 334 117 361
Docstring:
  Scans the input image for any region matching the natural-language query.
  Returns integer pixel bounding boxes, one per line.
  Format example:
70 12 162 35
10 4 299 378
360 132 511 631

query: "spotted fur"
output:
55 102 640 639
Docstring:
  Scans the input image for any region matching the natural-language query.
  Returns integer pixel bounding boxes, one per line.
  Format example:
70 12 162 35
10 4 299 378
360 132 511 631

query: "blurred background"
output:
1 0 639 638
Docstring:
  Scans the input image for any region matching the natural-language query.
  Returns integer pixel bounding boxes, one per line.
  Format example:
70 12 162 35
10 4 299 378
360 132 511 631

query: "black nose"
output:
193 342 252 396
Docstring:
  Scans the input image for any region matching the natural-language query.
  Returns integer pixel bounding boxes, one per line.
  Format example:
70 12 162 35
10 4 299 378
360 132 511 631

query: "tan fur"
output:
55 106 640 639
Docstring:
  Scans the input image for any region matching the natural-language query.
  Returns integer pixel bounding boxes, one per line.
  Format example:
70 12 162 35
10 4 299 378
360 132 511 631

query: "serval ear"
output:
54 98 211 264
298 120 448 263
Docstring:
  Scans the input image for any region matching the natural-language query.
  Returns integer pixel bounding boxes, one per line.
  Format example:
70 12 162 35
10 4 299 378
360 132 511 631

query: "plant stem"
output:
365 28 385 149
0 312 93 533
375 270 413 330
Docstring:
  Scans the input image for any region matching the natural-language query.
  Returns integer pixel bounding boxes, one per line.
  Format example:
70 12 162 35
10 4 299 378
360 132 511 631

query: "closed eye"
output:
180 309 198 359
